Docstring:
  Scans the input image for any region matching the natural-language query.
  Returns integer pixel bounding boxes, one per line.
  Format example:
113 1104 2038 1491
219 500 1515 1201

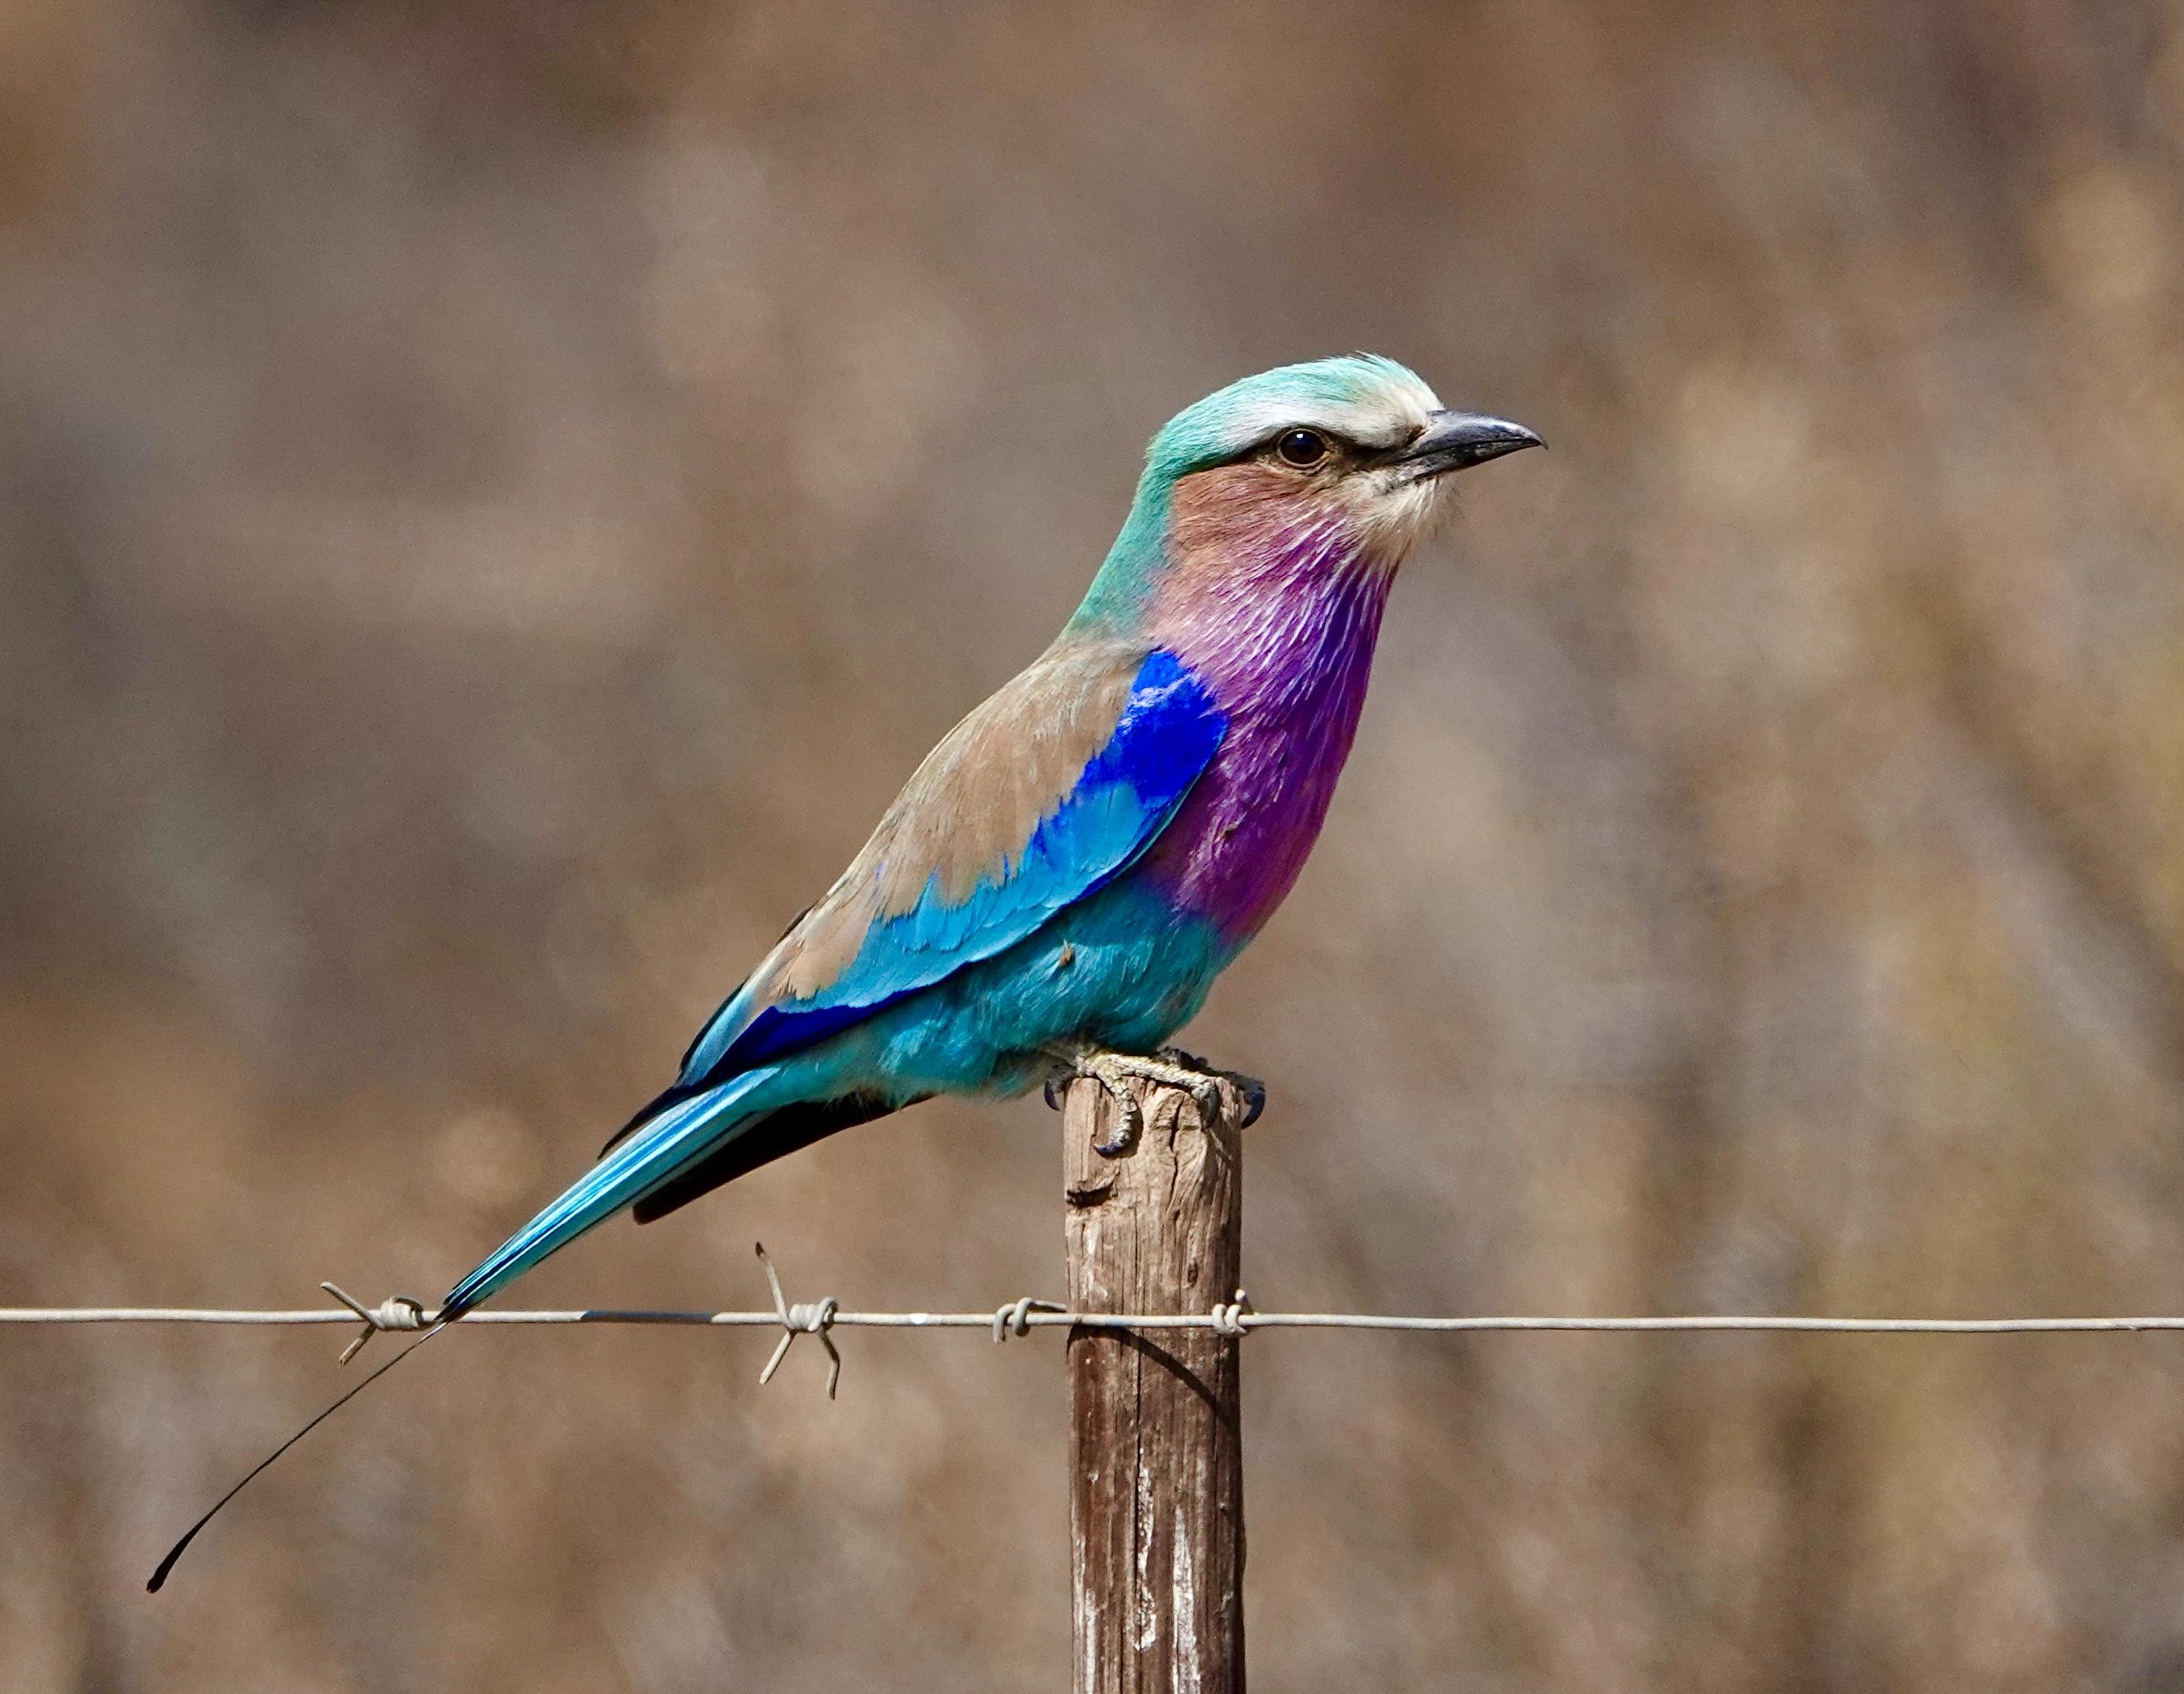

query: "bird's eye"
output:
1275 429 1328 467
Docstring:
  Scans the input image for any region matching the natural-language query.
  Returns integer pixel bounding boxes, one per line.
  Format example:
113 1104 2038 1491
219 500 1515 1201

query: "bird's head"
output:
1078 354 1540 628
1150 353 1541 555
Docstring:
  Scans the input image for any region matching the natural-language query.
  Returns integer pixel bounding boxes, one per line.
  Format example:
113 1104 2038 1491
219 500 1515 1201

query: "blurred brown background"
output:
4 2 2184 1687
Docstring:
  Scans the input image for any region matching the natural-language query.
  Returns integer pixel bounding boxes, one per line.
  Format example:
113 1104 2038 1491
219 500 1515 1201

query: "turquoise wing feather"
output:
676 644 1224 1088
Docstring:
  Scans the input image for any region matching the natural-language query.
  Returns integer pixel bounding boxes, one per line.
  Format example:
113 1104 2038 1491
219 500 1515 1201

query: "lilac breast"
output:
1137 551 1393 942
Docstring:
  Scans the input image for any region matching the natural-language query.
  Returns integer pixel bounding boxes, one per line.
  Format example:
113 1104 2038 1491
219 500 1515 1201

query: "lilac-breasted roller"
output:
439 354 1538 1316
149 354 1537 1588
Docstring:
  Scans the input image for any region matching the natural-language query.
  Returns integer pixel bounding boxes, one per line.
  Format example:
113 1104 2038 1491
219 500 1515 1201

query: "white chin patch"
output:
1350 470 1455 561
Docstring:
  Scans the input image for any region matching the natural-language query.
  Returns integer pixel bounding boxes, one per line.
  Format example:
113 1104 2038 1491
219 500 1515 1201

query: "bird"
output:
148 354 1537 1588
440 353 1539 1318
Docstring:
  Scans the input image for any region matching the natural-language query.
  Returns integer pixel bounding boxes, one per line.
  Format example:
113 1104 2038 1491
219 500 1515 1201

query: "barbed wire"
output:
9 1240 2183 1401
12 1249 2184 1401
12 1306 2184 1334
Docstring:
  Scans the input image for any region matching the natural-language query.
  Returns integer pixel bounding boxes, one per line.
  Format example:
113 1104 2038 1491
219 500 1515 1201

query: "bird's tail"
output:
146 1067 787 1592
440 1066 782 1319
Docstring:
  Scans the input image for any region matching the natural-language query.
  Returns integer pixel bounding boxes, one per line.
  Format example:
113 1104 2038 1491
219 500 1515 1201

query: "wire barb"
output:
993 1297 1067 1342
754 1243 843 1399
320 1282 429 1365
1209 1289 1255 1337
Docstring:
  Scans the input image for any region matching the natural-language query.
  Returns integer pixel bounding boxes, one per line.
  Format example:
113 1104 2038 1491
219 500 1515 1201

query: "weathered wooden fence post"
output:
1064 1073 1247 1694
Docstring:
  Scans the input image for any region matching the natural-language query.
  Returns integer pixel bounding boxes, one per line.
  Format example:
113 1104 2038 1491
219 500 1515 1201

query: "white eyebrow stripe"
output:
1218 391 1437 453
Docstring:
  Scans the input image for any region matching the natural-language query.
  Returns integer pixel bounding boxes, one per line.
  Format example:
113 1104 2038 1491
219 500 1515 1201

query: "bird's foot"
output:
1041 1044 1266 1157
1153 1048 1266 1130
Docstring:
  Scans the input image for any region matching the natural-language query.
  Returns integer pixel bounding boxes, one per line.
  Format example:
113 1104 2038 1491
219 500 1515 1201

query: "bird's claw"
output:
1044 1072 1138 1149
1238 1077 1266 1129
1092 1091 1141 1158
1044 1044 1266 1155
1045 1070 1144 1152
1155 1048 1266 1128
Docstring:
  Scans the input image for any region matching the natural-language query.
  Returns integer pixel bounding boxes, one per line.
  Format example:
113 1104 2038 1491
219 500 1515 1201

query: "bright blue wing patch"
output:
680 650 1224 1083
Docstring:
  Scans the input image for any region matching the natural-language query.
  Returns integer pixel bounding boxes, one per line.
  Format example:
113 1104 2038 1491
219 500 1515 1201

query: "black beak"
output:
1395 410 1543 481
